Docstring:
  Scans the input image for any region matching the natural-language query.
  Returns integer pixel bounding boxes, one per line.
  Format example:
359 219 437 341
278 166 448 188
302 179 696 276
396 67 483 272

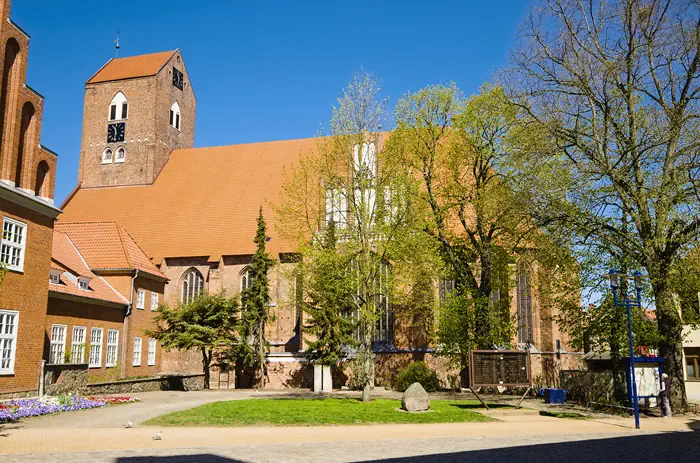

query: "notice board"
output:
469 350 531 388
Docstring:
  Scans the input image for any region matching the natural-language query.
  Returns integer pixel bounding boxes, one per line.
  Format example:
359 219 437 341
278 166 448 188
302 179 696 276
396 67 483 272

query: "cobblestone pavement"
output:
3 431 699 462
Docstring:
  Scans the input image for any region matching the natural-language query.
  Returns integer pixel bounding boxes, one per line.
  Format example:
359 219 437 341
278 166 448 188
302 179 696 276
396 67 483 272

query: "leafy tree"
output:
275 71 438 401
300 219 356 366
506 0 700 408
237 207 275 384
390 84 536 358
147 292 239 389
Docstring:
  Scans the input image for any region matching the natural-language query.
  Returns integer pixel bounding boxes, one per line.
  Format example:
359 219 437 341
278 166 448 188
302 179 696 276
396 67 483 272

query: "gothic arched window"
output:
115 146 126 163
240 267 251 292
181 268 204 304
109 92 128 121
102 148 113 164
170 101 181 130
35 161 50 198
516 260 533 345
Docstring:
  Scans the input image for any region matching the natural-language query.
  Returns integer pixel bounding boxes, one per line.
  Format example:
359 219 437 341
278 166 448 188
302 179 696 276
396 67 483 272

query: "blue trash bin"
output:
544 388 567 404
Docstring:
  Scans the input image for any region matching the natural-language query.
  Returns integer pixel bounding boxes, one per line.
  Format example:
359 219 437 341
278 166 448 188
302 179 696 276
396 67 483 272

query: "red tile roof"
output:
50 231 128 306
60 138 320 262
87 50 176 84
54 221 167 280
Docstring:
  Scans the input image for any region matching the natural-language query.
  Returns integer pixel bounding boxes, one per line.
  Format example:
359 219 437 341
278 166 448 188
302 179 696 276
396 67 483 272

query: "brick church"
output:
55 49 580 389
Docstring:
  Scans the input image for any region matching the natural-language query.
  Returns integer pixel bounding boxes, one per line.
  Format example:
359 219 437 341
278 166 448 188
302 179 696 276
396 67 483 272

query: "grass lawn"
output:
145 398 495 427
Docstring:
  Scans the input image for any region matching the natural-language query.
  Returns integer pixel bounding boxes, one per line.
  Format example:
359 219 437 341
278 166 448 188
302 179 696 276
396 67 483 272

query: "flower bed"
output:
0 395 140 423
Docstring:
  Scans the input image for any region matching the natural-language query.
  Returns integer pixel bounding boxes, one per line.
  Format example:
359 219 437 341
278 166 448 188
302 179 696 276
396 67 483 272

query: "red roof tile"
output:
87 50 175 84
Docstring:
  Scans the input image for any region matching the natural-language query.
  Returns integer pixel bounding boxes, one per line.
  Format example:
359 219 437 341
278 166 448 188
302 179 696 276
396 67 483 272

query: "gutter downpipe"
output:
122 269 139 378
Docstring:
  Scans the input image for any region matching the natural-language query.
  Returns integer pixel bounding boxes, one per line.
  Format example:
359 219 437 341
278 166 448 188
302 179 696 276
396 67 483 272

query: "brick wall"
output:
124 274 166 378
79 50 195 188
45 297 124 381
0 197 53 394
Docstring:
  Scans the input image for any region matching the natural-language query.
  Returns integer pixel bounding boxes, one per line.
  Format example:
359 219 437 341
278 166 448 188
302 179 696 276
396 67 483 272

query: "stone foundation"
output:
0 389 37 400
44 363 89 396
85 374 204 395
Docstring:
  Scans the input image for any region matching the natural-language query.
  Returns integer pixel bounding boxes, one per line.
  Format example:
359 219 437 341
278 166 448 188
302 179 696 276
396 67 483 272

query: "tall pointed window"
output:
181 268 204 303
516 260 533 345
325 188 347 228
109 92 128 121
170 101 181 130
353 142 377 179
240 267 251 292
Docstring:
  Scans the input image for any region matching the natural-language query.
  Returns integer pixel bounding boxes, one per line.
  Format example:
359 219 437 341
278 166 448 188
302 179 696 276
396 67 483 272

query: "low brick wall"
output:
85 374 205 395
44 363 89 396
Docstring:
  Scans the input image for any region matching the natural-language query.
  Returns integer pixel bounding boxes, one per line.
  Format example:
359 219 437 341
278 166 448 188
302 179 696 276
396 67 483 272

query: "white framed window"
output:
71 326 86 364
102 148 113 164
106 329 119 367
147 338 156 366
136 288 145 310
133 337 142 366
89 328 103 368
78 277 90 291
325 188 347 228
115 146 126 163
49 269 61 285
1 218 26 272
109 91 128 121
353 142 377 178
49 324 67 364
170 101 181 130
151 292 159 311
181 268 204 303
0 310 19 374
240 268 251 292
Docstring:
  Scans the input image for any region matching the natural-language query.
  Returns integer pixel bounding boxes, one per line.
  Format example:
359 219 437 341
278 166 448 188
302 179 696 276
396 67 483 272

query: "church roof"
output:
50 230 129 306
54 221 168 280
87 50 176 84
59 138 318 263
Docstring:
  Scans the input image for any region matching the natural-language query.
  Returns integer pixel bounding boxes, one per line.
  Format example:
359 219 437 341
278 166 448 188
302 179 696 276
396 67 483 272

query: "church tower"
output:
78 50 196 188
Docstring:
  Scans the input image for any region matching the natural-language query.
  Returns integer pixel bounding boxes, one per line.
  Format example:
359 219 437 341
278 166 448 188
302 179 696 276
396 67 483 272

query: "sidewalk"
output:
1 400 697 455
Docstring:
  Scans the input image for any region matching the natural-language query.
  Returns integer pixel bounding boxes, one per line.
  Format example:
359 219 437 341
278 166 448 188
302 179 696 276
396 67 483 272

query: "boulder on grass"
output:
402 382 430 412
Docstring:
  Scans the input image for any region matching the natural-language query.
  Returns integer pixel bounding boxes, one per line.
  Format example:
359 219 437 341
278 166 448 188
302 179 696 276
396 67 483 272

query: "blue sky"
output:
13 0 530 204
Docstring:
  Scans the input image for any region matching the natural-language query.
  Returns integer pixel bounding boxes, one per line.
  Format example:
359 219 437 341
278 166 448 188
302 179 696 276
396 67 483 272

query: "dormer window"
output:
109 92 128 121
102 148 113 164
170 101 181 130
78 277 90 291
49 269 61 285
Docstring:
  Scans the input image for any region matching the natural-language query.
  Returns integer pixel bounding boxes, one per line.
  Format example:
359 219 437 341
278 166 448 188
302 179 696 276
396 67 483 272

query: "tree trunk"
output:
201 346 211 390
652 272 687 411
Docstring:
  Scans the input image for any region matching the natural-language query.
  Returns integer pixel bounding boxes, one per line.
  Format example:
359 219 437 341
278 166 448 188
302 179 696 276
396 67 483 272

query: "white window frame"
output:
109 91 128 121
71 326 86 364
106 329 119 367
0 310 19 374
1 217 27 273
49 269 61 285
78 277 90 291
136 288 145 310
133 337 142 366
170 101 181 130
325 188 347 228
240 268 250 292
115 146 126 163
147 338 156 366
89 328 103 368
102 148 113 164
150 292 159 311
49 324 67 364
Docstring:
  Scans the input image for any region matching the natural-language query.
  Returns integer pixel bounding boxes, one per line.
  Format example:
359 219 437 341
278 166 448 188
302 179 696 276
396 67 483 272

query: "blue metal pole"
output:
626 297 640 429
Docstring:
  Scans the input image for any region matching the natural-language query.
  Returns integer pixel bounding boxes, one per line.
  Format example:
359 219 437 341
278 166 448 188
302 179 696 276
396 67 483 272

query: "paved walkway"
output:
1 390 698 460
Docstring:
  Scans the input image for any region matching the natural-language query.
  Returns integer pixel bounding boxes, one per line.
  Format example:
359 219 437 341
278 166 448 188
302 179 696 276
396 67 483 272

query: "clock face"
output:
107 122 126 143
173 67 184 90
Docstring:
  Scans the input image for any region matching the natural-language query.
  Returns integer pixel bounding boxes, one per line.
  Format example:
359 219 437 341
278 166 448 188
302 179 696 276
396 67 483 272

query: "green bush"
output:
394 361 440 393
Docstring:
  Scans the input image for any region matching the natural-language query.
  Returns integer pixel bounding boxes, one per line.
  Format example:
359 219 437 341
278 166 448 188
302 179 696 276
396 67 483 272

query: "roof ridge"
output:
114 222 133 268
62 233 97 279
56 220 119 226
